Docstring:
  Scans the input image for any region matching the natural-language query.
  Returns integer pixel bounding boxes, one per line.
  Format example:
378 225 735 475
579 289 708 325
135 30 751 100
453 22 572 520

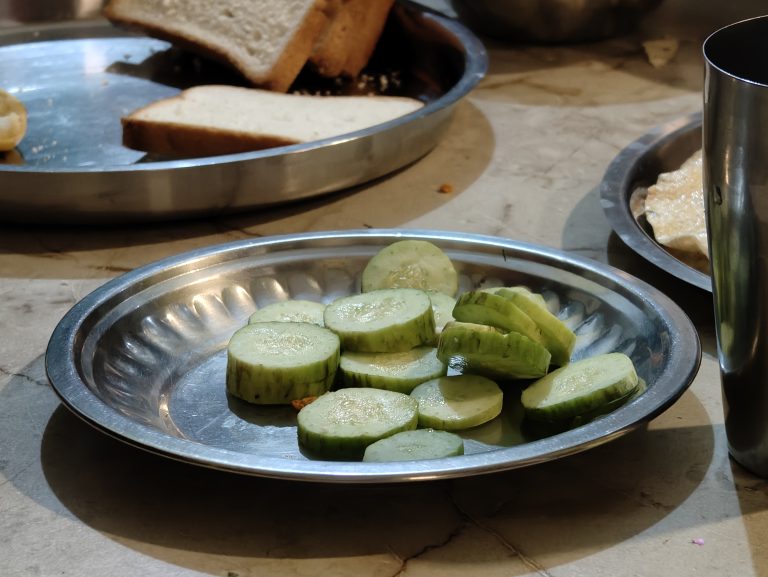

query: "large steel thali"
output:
45 229 701 483
0 2 487 223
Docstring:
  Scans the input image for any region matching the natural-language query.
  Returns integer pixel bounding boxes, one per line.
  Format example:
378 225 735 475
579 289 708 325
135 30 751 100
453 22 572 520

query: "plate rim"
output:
45 229 702 483
599 112 711 292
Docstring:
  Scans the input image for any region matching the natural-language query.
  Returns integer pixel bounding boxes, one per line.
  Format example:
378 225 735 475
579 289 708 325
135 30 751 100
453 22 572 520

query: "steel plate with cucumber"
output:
225 239 643 462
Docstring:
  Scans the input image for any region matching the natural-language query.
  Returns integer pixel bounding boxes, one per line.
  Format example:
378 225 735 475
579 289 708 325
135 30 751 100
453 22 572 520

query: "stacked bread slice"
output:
104 0 395 92
103 0 413 156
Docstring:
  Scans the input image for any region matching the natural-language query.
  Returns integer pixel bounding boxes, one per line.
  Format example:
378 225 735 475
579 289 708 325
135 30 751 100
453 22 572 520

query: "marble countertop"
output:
2 2 768 576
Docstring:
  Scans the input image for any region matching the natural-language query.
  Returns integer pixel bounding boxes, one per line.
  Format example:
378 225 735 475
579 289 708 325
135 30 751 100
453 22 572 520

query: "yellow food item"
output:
0 90 27 152
644 149 708 264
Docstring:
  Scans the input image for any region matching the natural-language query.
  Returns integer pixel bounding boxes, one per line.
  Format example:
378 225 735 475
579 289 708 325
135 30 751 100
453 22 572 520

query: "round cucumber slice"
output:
495 287 575 367
437 321 551 380
226 322 340 405
339 346 447 393
297 388 419 460
452 290 543 345
323 288 435 353
363 429 464 462
248 299 326 326
361 240 459 296
521 352 639 422
411 374 504 430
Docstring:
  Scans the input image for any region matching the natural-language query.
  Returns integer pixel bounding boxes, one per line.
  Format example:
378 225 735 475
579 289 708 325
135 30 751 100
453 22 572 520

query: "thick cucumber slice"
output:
452 290 543 344
495 287 575 366
410 374 504 430
362 429 464 462
248 299 326 326
323 288 435 353
437 321 551 380
521 352 639 422
226 322 340 405
339 346 447 393
297 388 419 460
361 240 459 296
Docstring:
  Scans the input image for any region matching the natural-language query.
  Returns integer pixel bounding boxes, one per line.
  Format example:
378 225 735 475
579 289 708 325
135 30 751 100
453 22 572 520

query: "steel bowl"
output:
451 0 664 43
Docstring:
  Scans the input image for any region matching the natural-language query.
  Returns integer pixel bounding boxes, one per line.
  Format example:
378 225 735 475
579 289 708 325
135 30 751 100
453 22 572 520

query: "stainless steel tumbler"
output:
704 15 768 477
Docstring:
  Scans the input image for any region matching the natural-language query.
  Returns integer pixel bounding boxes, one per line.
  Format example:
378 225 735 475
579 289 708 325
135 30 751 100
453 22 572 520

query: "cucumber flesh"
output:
248 299 326 326
226 322 340 405
437 321 551 380
410 374 504 430
339 346 447 393
324 288 435 353
495 287 575 366
363 429 464 462
452 290 543 345
361 240 459 296
521 352 639 422
297 388 419 460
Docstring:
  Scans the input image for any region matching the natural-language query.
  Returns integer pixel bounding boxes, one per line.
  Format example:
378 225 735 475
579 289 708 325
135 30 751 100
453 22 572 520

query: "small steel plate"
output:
600 113 709 291
45 229 701 483
0 2 486 223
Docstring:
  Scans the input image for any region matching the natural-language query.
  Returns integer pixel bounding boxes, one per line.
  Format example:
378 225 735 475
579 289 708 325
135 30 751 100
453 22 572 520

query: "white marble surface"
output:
2 2 768 576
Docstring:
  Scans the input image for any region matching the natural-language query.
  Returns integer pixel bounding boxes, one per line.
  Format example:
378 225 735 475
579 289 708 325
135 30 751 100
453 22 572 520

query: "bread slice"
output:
103 0 338 92
122 84 424 156
310 0 395 78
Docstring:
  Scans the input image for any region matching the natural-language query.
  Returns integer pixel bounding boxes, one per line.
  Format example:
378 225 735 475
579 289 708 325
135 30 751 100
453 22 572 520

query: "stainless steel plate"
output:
600 113 709 291
46 229 701 483
0 2 486 223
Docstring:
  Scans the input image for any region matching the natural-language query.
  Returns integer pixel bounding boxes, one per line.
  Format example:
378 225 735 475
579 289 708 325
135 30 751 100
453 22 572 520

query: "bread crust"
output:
310 0 395 78
103 0 337 92
122 116 301 156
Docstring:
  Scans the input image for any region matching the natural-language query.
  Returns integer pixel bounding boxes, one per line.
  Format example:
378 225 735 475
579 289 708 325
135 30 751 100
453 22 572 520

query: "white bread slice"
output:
103 0 338 92
310 0 395 78
122 84 424 156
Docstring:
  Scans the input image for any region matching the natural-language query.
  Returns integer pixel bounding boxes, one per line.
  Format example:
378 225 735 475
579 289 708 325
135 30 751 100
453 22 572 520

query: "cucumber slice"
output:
521 352 639 422
297 388 419 460
452 290 543 344
248 299 326 326
339 346 447 393
361 240 459 296
226 322 340 405
323 288 435 352
495 287 575 366
410 374 504 430
437 321 551 380
362 429 464 462
488 285 548 308
428 290 456 337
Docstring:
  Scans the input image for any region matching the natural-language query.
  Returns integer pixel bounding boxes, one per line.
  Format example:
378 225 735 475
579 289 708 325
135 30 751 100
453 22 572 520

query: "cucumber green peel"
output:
438 321 551 380
452 290 543 345
495 287 575 366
